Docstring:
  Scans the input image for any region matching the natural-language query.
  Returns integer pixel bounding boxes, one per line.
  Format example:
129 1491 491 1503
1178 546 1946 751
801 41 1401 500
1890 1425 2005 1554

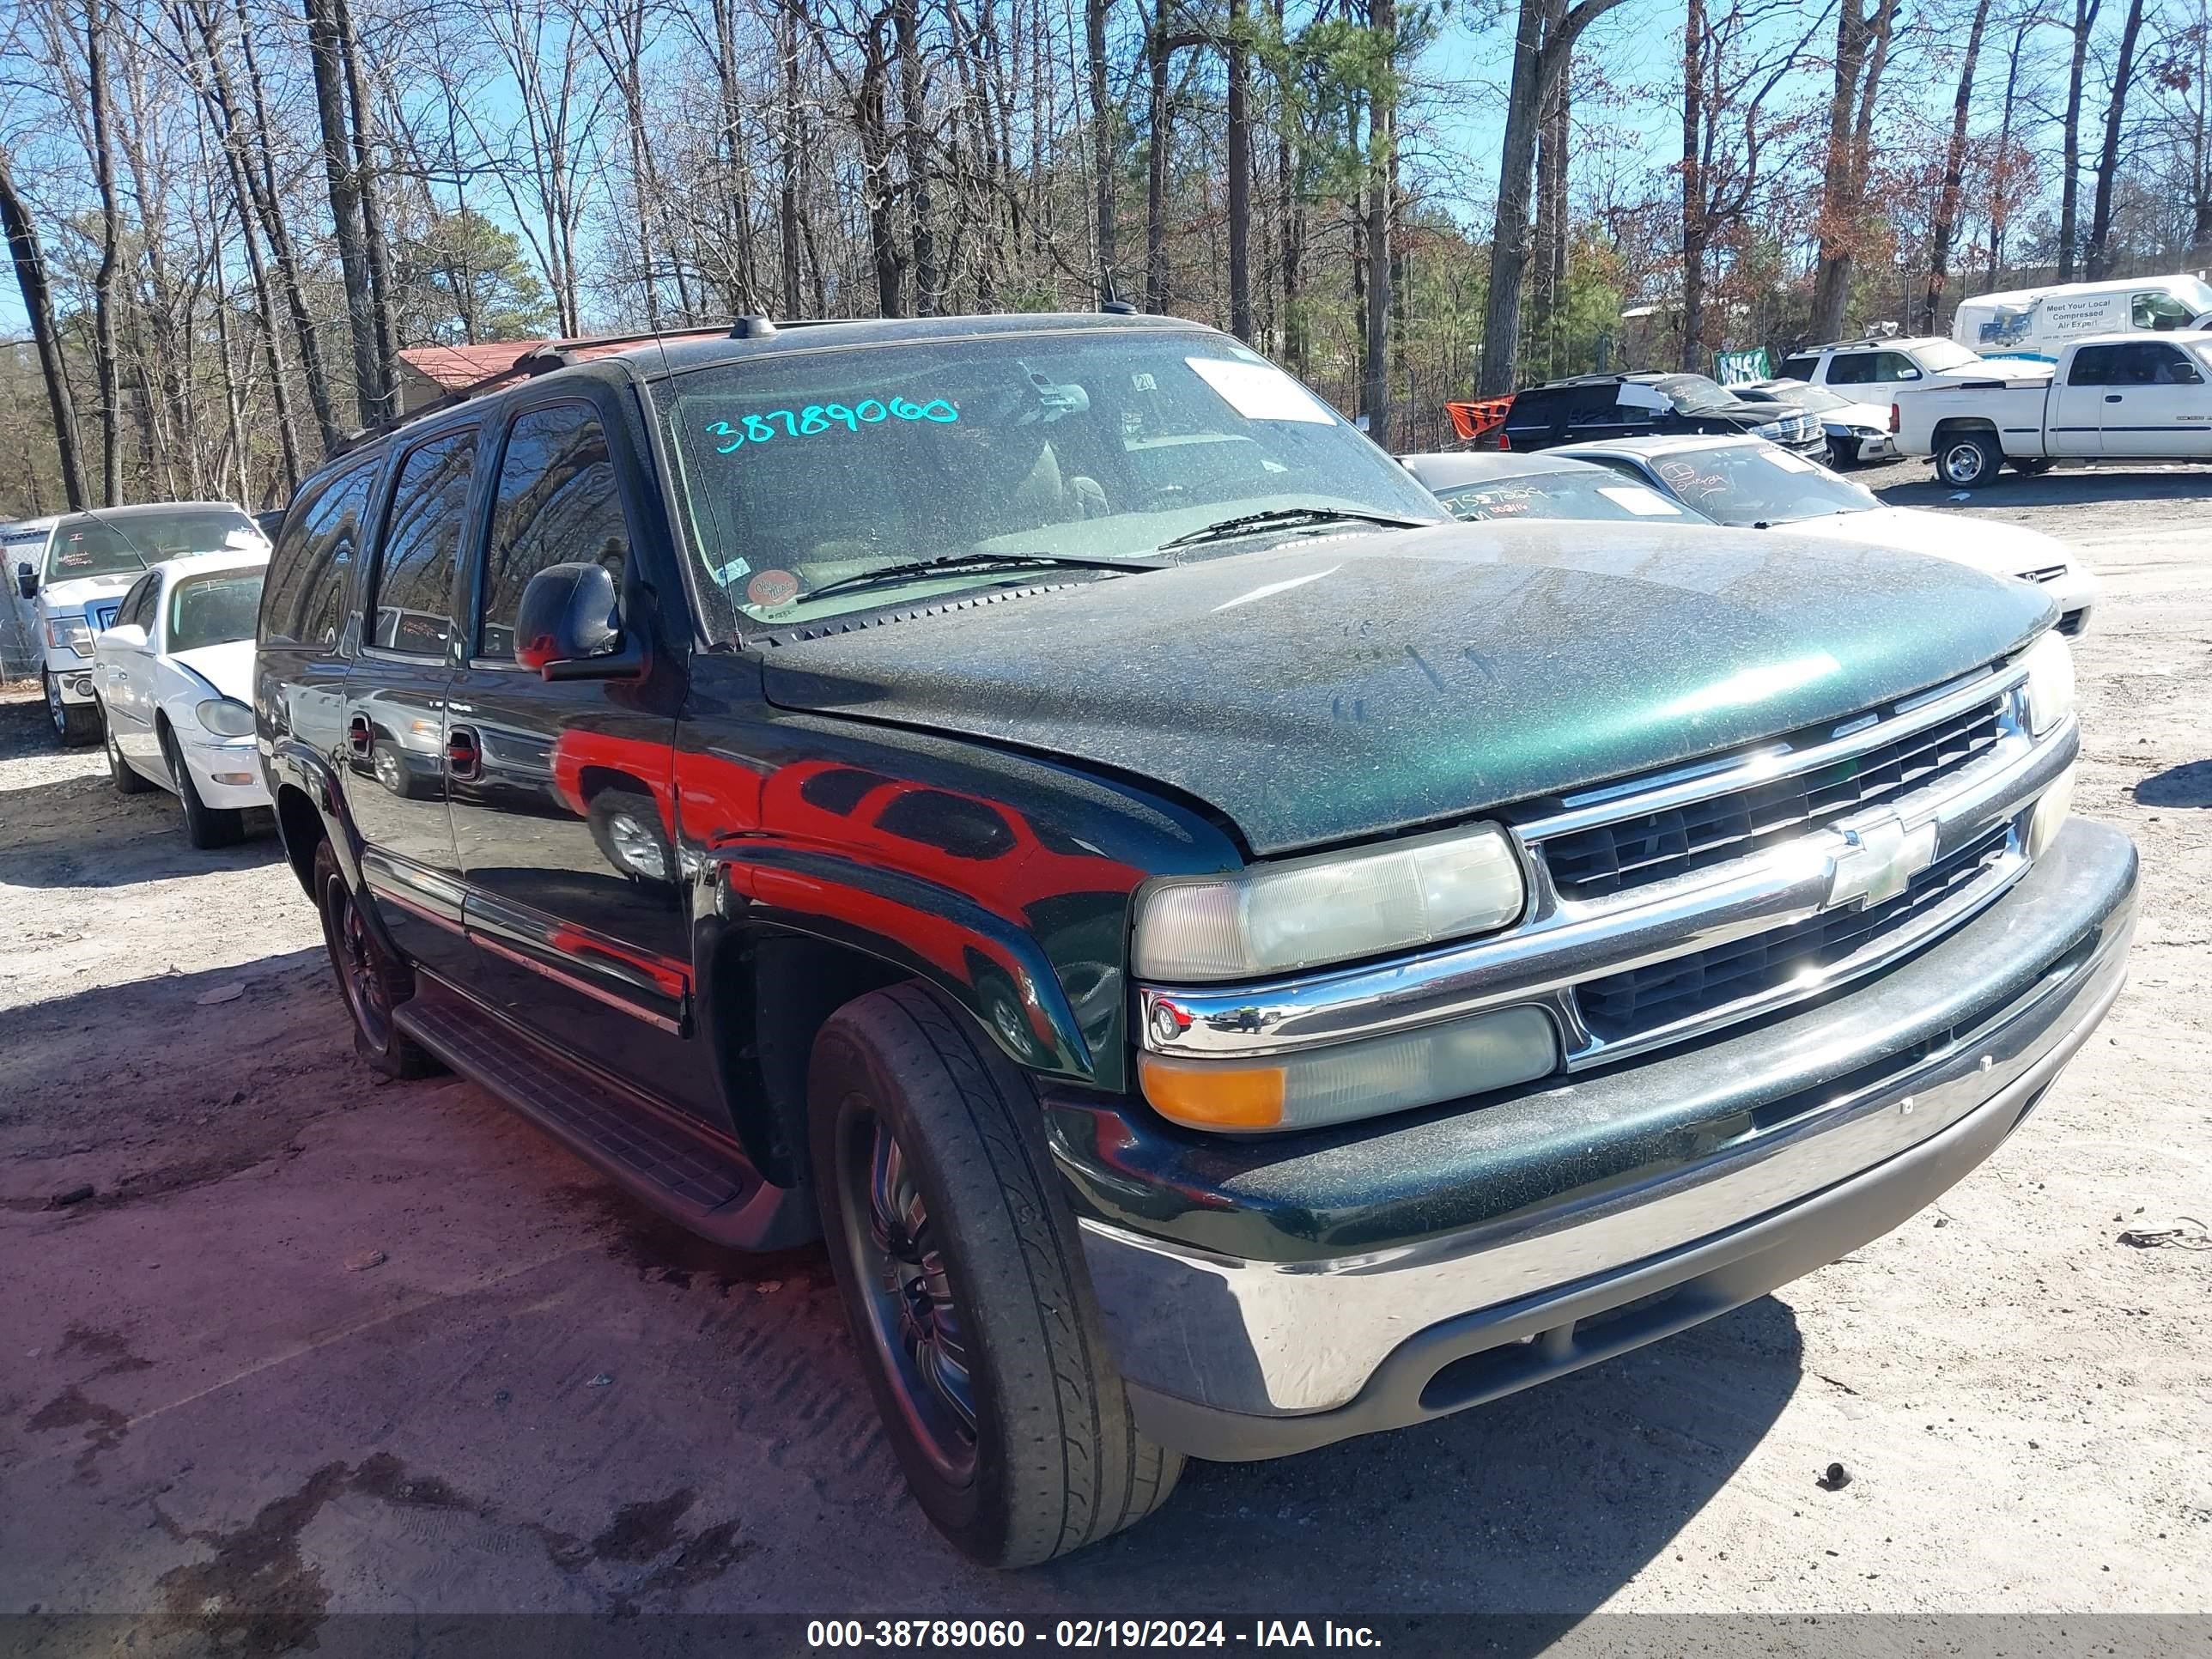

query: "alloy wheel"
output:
331 881 393 1048
839 1106 978 1484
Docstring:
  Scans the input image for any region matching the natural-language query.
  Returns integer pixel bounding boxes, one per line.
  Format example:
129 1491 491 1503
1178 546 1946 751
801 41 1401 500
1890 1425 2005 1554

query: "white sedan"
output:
1558 433 2100 635
92 550 271 847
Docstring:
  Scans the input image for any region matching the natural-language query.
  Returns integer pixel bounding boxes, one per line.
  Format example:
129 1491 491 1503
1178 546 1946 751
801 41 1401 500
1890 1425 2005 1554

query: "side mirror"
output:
15 562 35 600
103 623 147 650
1897 367 1923 381
514 562 643 682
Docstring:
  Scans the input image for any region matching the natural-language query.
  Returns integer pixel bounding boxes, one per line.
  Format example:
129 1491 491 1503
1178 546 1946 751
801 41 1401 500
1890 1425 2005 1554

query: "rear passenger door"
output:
342 422 478 975
445 395 705 1117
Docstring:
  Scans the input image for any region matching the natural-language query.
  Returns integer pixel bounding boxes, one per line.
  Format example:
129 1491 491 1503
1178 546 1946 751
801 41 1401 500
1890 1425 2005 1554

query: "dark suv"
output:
258 312 2134 1566
1502 370 1826 455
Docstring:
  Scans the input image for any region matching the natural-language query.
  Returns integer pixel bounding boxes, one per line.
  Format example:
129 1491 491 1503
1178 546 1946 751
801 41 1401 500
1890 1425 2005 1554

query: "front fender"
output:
710 842 1096 1079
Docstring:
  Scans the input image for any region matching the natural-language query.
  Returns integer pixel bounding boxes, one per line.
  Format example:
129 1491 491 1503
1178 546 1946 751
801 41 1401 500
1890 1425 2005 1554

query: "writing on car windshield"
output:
657 333 1440 632
1649 444 1877 526
1437 475 1691 525
48 509 259 581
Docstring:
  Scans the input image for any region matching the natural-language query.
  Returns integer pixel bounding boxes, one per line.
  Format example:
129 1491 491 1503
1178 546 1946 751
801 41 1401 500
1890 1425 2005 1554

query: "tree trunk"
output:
233 0 340 453
1088 0 1116 300
894 0 939 314
1227 0 1252 339
1530 0 1569 379
1808 0 1897 342
333 0 398 415
1987 13 2033 288
778 0 803 314
1921 0 1992 333
2057 0 2102 281
1364 0 1394 447
1680 0 1705 373
1146 0 1171 311
0 147 88 511
1477 0 1620 395
2083 0 2147 279
303 0 380 427
85 0 124 503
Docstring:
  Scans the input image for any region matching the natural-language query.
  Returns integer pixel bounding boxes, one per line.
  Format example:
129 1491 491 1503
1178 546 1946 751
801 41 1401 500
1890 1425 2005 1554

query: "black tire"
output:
2012 457 2057 477
1826 437 1856 471
312 839 441 1080
45 672 100 746
809 981 1182 1566
586 786 676 885
102 706 151 794
161 724 245 850
1935 430 2004 489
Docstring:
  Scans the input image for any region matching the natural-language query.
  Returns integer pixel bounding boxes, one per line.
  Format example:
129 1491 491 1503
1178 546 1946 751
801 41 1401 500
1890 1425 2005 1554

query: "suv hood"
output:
759 521 2054 855
1783 507 2075 579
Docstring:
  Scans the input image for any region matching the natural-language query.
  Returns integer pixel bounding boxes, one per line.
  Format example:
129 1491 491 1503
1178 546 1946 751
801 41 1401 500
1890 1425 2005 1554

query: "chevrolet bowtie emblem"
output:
1828 816 1941 908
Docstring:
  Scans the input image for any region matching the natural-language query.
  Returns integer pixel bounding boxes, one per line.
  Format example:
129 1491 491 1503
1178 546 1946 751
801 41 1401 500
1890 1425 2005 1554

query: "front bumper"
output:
2039 568 2100 637
180 738 273 811
46 659 96 704
1062 817 2136 1461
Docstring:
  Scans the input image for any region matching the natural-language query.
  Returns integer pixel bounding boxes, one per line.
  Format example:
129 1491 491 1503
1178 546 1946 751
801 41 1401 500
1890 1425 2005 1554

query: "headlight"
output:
2021 630 2075 736
1753 419 1788 440
1132 823 1526 981
45 615 92 655
1138 1006 1560 1133
195 697 256 738
2027 763 2075 859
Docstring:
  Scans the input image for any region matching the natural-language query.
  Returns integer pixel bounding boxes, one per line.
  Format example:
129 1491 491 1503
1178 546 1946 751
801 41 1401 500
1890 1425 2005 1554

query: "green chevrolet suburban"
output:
255 312 2136 1566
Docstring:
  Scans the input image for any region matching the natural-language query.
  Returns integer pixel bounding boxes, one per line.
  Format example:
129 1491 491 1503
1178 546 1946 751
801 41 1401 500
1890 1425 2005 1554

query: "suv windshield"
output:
654 330 1442 630
1651 374 1737 414
167 568 265 653
1432 470 1699 525
1643 441 1880 526
1741 382 1850 415
1915 340 1981 374
46 508 260 582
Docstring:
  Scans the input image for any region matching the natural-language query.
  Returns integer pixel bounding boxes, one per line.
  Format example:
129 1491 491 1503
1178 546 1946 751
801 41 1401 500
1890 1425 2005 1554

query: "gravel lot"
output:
2 460 2208 1642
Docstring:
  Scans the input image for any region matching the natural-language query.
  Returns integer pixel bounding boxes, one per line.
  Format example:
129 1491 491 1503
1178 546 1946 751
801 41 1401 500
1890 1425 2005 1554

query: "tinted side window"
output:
372 429 476 656
2067 347 2119 387
1779 355 1820 380
478 404 631 660
1875 352 1922 380
264 460 378 648
2118 343 2202 385
116 574 157 630
1824 353 1876 386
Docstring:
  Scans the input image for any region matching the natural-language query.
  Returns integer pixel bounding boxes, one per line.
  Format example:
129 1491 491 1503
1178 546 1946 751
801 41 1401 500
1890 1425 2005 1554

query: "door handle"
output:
347 714 372 757
2105 394 2124 403
446 725 482 782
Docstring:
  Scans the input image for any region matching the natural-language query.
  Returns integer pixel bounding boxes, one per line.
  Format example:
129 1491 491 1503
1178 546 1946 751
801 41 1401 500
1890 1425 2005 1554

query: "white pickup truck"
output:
1892 329 2212 488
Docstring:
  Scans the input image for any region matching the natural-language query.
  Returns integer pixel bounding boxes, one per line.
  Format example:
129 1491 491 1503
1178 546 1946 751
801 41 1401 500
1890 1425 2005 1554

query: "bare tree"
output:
1808 0 1900 341
0 143 88 508
1922 0 1995 331
2082 0 2148 276
2057 0 2102 278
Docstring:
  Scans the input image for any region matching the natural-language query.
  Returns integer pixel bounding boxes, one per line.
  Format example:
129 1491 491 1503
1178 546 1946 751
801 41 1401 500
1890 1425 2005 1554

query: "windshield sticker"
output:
1185 357 1334 423
711 556 753 587
745 568 800 608
1759 447 1818 472
1597 484 1685 516
704 398 958 454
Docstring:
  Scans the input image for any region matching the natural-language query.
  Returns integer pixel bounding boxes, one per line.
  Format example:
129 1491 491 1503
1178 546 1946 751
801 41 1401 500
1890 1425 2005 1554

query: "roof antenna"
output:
1099 270 1135 315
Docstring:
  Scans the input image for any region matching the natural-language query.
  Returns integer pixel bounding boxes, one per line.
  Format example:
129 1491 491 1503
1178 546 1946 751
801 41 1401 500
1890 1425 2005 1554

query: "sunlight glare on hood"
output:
1664 653 1841 718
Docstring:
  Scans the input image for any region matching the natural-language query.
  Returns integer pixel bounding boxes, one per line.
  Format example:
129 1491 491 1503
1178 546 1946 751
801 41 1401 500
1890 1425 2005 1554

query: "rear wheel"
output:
586 787 676 885
103 707 150 794
313 839 441 1079
1936 431 2004 489
809 981 1182 1566
161 725 245 849
45 672 100 746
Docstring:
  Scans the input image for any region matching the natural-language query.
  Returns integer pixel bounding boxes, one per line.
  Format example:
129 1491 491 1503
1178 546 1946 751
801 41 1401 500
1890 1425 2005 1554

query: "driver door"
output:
98 573 161 771
2051 346 2118 456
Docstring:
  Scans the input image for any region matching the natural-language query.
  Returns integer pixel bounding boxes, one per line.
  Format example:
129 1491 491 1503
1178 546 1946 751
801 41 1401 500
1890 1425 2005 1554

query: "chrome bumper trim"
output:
1139 712 2074 1066
1087 843 2132 1418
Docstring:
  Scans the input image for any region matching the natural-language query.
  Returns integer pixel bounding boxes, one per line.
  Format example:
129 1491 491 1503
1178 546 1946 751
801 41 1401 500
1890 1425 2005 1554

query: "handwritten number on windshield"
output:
707 397 958 453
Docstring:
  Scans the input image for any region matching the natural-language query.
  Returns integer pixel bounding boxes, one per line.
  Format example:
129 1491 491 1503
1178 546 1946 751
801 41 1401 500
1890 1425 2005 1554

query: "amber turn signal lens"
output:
1138 1053 1285 1131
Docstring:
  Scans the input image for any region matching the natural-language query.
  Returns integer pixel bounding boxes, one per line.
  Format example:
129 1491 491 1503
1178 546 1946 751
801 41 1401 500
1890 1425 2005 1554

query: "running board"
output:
395 980 815 1250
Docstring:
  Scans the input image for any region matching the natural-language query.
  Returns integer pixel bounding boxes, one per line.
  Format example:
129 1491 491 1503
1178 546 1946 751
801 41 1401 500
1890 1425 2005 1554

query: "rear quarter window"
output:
263 459 380 649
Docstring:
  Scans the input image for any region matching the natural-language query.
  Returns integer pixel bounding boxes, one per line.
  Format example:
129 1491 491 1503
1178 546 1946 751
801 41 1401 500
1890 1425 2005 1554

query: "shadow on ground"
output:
1875 465 2212 511
2136 759 2212 808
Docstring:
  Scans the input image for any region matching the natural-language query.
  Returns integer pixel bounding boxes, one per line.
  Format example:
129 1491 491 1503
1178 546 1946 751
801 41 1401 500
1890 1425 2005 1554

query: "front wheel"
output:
46 673 100 746
161 726 245 849
1826 437 1857 470
1936 432 2004 489
809 982 1182 1566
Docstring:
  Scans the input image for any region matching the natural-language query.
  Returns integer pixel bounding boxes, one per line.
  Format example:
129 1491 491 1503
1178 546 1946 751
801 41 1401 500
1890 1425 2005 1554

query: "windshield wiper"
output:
1154 506 1431 550
795 550 1163 605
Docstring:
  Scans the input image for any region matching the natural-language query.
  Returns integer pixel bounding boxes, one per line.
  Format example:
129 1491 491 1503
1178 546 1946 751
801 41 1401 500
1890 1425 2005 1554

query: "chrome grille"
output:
2024 565 2067 585
1578 821 2016 1042
87 600 121 632
1538 691 2008 901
